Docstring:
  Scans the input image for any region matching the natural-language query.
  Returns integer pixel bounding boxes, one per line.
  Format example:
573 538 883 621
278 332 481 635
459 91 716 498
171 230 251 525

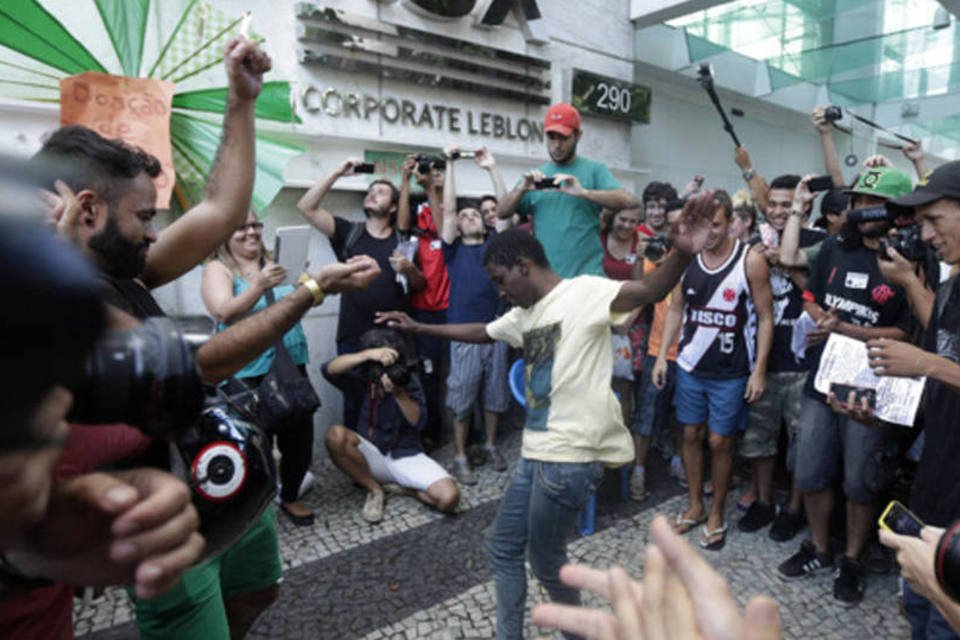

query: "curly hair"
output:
483 229 549 268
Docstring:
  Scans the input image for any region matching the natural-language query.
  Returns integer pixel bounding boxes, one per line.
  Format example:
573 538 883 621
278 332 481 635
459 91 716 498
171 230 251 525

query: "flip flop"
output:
673 511 707 535
699 522 729 551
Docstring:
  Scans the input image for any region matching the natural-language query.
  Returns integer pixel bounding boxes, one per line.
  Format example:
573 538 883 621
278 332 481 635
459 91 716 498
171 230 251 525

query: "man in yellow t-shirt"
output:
377 197 716 639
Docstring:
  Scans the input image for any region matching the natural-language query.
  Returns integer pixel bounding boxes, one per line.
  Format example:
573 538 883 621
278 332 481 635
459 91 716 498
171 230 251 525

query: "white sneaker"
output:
629 471 649 501
297 470 316 499
362 489 385 523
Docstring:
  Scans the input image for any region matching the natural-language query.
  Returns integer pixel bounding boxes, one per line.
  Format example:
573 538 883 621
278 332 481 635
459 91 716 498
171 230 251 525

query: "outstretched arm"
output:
441 148 459 245
376 311 492 344
611 191 718 312
197 257 381 382
143 37 269 289
735 146 769 213
811 106 845 187
297 158 359 237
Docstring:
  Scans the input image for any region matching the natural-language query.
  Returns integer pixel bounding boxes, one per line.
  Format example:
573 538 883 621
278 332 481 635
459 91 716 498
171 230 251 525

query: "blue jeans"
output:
903 580 960 640
484 457 604 639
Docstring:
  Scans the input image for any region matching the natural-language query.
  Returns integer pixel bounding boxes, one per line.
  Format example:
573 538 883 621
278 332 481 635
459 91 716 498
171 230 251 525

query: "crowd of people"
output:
7 33 960 640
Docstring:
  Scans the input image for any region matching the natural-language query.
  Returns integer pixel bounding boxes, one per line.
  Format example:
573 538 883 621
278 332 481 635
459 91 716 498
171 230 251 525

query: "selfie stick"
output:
696 64 741 147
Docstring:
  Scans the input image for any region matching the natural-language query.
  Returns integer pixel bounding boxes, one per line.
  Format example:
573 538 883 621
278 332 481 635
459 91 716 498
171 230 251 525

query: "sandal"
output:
699 522 728 551
673 511 707 535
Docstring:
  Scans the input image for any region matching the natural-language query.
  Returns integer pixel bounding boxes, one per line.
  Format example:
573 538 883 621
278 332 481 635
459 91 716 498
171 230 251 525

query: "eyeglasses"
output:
236 222 264 233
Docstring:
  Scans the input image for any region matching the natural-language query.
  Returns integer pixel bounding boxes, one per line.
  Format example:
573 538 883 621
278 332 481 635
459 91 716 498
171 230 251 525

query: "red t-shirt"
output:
601 231 639 281
637 223 655 238
0 425 152 640
410 204 450 312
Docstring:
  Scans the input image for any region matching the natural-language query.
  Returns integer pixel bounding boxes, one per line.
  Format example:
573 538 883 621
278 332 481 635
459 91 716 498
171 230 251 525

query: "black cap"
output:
820 189 849 216
890 160 960 208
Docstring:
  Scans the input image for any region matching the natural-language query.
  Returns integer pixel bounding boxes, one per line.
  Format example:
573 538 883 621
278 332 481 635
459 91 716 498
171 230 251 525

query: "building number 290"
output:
595 82 632 114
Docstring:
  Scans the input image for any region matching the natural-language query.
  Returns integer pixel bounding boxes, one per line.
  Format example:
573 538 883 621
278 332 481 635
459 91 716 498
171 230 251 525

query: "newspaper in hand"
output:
813 333 925 427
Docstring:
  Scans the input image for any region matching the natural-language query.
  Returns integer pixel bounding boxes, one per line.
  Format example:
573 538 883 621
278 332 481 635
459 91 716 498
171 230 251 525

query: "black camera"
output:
823 105 843 122
936 521 960 603
69 317 206 440
880 224 924 262
415 154 446 175
644 234 673 262
359 327 418 388
846 205 890 224
696 63 714 88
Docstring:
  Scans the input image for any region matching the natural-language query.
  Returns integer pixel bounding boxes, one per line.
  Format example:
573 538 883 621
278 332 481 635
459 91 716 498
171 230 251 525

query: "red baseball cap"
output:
544 103 581 137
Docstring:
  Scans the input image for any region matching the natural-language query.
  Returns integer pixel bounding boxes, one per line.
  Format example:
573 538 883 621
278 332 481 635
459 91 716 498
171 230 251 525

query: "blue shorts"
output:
673 368 748 436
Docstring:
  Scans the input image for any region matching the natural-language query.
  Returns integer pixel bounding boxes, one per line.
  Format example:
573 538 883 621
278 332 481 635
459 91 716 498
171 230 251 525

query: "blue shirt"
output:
219 276 309 378
516 156 620 278
442 236 500 324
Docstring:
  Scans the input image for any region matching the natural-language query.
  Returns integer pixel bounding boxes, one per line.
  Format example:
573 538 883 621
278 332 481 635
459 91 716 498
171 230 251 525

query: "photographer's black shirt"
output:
802 235 911 400
911 275 960 526
321 360 427 458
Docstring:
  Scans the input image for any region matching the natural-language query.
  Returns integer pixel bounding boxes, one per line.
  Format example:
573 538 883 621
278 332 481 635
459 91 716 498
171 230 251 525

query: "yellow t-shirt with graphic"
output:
486 276 633 465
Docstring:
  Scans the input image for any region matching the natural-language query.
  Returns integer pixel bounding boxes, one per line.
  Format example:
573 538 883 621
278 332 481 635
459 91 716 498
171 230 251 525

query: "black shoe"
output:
833 557 866 606
769 506 804 542
864 541 894 575
737 501 775 533
280 503 315 527
777 540 833 580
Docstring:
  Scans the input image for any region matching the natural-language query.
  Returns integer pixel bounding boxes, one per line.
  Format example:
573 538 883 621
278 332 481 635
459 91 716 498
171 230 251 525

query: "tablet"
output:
273 225 311 286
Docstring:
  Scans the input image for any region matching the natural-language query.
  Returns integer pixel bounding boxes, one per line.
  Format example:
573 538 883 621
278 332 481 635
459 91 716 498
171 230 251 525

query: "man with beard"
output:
298 161 425 430
777 166 913 607
32 37 380 640
496 103 637 277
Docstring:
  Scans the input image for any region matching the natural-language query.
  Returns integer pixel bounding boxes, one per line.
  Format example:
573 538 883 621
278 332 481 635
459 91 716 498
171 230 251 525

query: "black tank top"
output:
677 240 755 379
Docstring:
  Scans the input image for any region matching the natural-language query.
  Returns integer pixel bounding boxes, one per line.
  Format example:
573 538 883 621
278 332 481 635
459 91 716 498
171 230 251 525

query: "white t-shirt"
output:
486 276 633 465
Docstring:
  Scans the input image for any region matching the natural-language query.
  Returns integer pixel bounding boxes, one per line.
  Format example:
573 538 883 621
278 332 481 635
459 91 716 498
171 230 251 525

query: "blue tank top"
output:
218 275 309 378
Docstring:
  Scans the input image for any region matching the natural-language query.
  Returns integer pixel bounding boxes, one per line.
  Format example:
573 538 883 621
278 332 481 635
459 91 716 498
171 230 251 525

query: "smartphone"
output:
879 500 924 537
353 162 376 174
830 383 876 410
450 150 475 160
273 225 311 286
533 177 557 190
807 175 834 192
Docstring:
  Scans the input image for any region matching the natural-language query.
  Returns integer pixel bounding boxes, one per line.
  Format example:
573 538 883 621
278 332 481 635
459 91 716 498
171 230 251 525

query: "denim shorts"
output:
632 354 676 438
673 368 748 436
793 395 897 503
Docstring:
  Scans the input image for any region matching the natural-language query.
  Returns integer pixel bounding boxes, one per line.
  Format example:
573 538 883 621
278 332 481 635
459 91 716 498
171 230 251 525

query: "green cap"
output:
845 167 913 201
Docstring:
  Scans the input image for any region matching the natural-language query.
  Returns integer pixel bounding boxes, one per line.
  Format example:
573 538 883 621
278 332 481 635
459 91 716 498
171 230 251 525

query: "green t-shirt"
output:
516 156 620 278
805 239 824 272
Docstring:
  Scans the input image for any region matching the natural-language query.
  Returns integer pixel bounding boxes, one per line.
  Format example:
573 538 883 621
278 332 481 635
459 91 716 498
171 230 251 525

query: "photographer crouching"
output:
322 327 460 524
844 160 960 638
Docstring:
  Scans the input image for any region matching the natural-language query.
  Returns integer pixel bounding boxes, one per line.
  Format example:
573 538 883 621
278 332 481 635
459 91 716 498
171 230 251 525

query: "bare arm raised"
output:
142 37 269 289
297 158 363 237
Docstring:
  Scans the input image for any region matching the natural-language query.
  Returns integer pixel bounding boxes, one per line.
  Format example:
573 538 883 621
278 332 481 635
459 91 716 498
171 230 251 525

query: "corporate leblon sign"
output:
300 85 545 142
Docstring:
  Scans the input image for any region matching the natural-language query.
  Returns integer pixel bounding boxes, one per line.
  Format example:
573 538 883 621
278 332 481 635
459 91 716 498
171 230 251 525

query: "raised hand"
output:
810 105 831 134
670 189 719 255
224 35 272 101
902 140 924 163
315 255 381 293
554 173 585 197
254 262 286 290
474 146 496 171
734 146 752 171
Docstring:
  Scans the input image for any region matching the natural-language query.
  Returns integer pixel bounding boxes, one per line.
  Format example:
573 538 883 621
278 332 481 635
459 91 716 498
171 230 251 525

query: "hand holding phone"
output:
807 175 834 192
533 177 557 190
353 162 376 174
879 500 924 537
830 383 876 411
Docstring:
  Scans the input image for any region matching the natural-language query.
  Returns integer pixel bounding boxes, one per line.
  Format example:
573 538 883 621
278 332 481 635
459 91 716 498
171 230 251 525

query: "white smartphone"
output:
273 225 311 286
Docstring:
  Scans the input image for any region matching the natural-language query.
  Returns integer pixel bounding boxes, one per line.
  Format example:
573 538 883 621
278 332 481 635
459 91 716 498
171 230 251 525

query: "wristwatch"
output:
297 274 325 307
742 168 756 182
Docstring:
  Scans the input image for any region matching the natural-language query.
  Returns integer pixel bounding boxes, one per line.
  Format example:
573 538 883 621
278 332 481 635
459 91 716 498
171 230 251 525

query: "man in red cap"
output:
496 103 637 277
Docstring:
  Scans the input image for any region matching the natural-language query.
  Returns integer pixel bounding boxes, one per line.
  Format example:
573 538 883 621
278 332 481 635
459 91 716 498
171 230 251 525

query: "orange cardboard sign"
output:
60 72 176 209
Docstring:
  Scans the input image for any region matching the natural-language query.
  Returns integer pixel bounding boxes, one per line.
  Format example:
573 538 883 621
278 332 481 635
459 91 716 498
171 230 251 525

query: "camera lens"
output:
937 521 960 602
68 317 205 439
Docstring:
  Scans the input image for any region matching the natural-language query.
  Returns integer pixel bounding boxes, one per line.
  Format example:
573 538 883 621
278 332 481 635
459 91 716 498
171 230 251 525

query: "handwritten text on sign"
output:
60 72 176 208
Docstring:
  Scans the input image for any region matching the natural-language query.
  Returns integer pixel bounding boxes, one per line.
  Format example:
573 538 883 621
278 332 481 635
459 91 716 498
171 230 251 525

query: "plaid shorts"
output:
445 341 511 419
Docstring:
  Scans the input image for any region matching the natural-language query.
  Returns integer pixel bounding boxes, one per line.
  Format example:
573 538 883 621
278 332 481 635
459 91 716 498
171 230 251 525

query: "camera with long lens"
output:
823 105 843 122
644 234 673 262
936 521 960 602
69 316 207 439
415 154 446 175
